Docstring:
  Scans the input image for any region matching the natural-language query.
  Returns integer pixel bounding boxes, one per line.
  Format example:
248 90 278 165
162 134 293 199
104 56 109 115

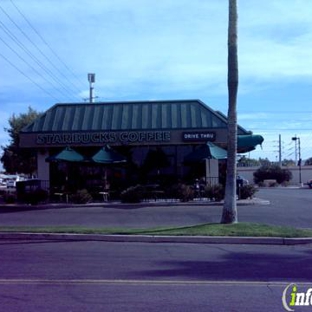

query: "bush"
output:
120 185 144 203
3 191 16 203
254 165 292 184
205 184 224 201
180 184 195 202
238 184 258 199
172 183 194 202
71 189 93 204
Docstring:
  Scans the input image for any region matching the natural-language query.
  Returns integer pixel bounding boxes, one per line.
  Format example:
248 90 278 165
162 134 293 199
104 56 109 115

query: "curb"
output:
0 197 270 210
0 232 311 245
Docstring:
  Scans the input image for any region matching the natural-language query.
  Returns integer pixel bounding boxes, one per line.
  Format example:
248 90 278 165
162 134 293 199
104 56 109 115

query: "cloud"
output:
7 1 229 95
1 0 312 161
2 0 311 102
238 0 312 83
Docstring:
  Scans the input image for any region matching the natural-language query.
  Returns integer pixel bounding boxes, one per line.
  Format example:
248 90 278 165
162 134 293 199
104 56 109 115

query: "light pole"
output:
292 136 302 184
88 73 95 103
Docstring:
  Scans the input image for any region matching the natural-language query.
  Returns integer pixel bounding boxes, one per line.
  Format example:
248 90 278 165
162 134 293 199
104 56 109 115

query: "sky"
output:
0 0 312 166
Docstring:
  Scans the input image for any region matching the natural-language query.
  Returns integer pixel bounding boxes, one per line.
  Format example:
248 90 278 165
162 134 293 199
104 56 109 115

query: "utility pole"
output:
298 137 302 185
88 73 95 103
293 135 298 163
292 136 302 185
278 134 282 167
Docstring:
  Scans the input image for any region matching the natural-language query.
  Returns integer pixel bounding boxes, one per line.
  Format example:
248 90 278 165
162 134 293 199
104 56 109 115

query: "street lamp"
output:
88 73 95 103
292 136 302 184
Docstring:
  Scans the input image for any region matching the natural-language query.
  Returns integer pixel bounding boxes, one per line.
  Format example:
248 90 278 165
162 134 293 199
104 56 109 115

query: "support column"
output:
205 158 219 185
37 151 50 187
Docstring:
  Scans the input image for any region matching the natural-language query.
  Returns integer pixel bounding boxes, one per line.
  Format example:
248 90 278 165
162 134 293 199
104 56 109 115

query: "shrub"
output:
281 180 290 187
269 181 278 187
238 184 258 199
120 185 144 203
178 184 194 202
254 165 292 184
205 184 224 201
71 189 93 204
3 192 16 203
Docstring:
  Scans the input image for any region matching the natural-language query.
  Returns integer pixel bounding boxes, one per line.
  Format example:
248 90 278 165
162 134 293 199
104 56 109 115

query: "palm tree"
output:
221 0 238 224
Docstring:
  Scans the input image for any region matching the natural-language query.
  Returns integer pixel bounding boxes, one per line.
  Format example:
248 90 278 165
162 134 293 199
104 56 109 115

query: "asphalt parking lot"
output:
0 188 311 229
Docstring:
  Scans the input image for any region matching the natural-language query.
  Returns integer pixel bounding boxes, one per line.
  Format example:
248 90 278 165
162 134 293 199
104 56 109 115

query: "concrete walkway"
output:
1 231 312 246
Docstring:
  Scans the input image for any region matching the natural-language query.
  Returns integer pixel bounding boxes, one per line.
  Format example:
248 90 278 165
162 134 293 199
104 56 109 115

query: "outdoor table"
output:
99 191 109 202
54 191 69 203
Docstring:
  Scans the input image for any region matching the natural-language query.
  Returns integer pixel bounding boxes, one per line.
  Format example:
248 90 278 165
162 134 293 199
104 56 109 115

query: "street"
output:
1 239 312 311
1 188 312 311
239 187 312 228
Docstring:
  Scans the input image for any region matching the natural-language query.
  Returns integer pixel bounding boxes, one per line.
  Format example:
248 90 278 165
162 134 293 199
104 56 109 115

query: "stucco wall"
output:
37 151 50 182
237 166 312 185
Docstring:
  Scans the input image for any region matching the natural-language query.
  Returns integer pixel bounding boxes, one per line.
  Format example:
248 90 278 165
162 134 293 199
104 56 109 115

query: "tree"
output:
237 156 260 167
221 0 238 224
254 165 292 184
1 107 42 174
281 159 296 167
304 157 312 166
258 158 271 167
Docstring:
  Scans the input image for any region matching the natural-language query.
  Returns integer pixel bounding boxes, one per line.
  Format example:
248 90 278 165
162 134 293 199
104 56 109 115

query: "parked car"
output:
237 175 249 186
307 180 312 189
6 179 16 188
5 175 24 188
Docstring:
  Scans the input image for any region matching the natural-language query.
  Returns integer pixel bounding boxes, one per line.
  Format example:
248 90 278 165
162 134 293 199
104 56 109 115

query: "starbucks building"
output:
20 99 263 196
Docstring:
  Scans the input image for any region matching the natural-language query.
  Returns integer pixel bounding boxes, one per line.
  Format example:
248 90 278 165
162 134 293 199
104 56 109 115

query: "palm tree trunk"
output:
221 0 238 224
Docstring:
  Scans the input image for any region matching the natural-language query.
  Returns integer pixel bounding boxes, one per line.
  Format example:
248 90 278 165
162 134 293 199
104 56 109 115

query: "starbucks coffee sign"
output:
36 131 172 145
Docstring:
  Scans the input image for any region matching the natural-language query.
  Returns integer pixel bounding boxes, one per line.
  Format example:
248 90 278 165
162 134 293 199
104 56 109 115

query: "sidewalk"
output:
0 196 270 211
1 231 312 246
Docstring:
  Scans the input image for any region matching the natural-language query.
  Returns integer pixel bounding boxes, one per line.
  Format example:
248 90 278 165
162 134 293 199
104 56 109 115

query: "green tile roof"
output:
21 100 249 134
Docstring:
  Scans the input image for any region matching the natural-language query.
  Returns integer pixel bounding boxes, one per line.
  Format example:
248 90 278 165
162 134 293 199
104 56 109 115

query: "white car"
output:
6 179 16 188
237 175 249 186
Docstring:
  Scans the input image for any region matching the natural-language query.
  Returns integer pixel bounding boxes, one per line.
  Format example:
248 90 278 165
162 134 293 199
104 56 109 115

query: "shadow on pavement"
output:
129 248 312 282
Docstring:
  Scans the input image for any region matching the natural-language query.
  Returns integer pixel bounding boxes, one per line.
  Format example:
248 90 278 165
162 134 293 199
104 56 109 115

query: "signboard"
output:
36 131 171 145
182 131 216 142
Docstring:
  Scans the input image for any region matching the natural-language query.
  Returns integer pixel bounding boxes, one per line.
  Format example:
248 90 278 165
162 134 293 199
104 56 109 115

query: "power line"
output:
0 51 60 102
9 0 86 91
0 33 74 100
0 2 82 101
248 128 312 131
0 20 79 101
240 111 312 114
0 1 85 102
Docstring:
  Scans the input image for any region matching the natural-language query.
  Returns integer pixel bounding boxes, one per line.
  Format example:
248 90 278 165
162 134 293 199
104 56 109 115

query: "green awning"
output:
91 145 126 164
184 142 227 163
46 147 85 162
237 135 264 153
184 134 264 163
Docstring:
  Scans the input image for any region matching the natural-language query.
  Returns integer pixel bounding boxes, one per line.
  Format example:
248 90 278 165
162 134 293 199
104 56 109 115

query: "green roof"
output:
21 100 249 134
